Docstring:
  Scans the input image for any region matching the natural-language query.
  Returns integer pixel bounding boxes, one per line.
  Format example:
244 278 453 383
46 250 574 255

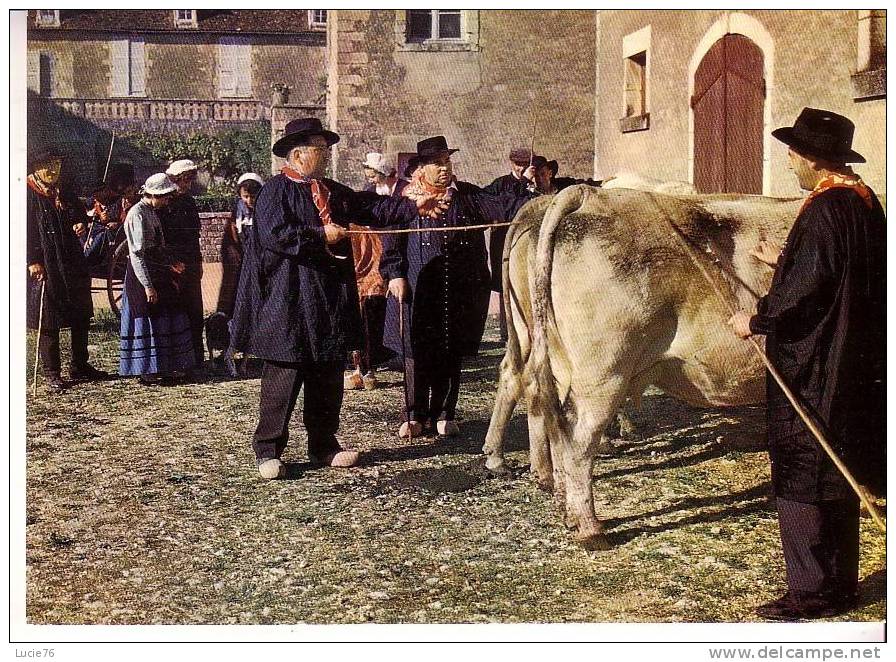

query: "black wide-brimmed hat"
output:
272 117 340 157
531 155 559 176
416 136 459 162
28 145 65 171
772 107 865 164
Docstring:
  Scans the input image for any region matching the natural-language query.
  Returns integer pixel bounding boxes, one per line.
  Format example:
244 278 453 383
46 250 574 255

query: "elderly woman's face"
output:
364 167 386 185
290 135 330 177
171 170 197 194
35 158 63 186
420 152 453 187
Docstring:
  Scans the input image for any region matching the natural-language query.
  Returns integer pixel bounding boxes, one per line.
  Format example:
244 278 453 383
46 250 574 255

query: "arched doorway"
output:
692 34 764 194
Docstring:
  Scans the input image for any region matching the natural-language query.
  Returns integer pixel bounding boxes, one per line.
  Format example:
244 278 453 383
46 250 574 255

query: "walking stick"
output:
664 215 886 533
31 281 45 397
398 297 414 440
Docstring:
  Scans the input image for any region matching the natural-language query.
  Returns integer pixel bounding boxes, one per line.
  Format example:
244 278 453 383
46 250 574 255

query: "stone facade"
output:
594 10 887 196
328 10 597 190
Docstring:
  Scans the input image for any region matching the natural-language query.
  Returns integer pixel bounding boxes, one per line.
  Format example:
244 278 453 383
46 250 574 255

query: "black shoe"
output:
70 363 112 382
756 591 854 621
44 372 67 393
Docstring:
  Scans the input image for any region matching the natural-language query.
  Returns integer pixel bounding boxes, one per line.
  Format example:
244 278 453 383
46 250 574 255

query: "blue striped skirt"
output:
119 288 196 376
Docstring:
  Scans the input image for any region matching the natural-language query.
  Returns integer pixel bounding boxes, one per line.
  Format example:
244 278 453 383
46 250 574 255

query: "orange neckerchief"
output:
402 170 453 202
27 174 67 211
800 172 873 214
280 165 333 226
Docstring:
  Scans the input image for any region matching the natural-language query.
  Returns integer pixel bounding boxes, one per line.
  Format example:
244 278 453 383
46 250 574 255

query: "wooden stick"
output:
665 217 886 533
102 132 116 184
31 281 45 397
398 299 414 440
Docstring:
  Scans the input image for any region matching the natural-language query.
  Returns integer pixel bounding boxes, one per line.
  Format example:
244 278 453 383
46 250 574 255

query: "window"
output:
110 38 146 97
406 9 461 43
309 10 327 30
624 52 646 117
852 10 885 100
620 25 651 132
218 37 252 98
173 10 197 28
27 50 53 96
35 10 60 27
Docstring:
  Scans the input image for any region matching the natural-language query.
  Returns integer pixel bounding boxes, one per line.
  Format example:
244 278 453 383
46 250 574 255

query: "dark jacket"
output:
750 187 886 501
380 180 532 365
26 183 93 330
159 193 202 265
230 174 418 363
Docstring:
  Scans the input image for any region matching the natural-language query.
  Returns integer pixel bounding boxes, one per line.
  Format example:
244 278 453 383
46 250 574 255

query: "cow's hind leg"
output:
483 354 522 475
527 410 553 491
562 390 625 551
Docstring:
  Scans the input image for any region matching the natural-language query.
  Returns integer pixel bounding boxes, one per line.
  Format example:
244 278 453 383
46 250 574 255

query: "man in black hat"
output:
482 148 532 340
380 136 535 439
27 147 110 391
529 155 600 195
728 107 885 620
230 117 441 480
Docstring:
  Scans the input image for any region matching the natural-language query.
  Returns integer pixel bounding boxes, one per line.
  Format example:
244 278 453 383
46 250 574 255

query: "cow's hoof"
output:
576 531 613 551
535 476 554 492
595 438 618 456
486 463 513 478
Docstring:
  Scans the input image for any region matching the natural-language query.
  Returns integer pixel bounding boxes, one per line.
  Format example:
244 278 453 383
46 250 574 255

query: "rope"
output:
346 220 520 235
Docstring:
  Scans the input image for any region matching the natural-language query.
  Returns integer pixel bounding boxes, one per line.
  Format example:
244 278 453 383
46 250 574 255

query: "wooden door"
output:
692 34 764 194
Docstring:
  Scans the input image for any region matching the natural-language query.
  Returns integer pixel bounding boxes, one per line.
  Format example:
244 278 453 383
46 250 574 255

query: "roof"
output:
27 9 326 36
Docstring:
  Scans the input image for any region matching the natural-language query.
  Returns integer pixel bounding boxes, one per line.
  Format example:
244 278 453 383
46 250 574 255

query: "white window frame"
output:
173 10 198 29
35 10 60 28
621 25 651 119
309 10 327 31
217 37 253 99
395 9 480 52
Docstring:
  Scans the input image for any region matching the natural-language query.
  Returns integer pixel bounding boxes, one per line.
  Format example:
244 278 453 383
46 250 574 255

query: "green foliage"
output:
122 122 271 187
194 193 234 214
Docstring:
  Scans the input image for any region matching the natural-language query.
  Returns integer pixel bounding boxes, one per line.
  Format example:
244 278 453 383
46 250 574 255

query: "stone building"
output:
26 9 328 189
326 9 597 190
593 10 886 196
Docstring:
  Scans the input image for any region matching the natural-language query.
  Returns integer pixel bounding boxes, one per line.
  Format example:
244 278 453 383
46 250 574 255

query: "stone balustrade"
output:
41 98 268 122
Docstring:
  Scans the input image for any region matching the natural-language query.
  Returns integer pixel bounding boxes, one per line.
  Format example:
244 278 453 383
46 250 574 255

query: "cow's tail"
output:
501 218 526 374
529 184 590 436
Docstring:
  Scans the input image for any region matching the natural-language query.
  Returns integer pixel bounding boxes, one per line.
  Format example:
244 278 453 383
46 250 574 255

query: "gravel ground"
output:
24 313 886 624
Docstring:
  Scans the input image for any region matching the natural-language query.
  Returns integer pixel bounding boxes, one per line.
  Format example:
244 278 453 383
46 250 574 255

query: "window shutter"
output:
129 38 145 96
217 38 237 97
27 50 41 93
110 39 129 97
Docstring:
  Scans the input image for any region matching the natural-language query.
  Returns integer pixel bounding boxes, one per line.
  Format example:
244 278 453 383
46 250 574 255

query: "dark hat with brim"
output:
531 155 559 176
509 148 533 166
272 117 340 157
772 107 865 164
28 145 66 171
416 136 459 162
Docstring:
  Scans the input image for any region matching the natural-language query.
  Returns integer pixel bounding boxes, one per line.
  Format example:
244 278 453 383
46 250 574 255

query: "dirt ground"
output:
24 314 886 624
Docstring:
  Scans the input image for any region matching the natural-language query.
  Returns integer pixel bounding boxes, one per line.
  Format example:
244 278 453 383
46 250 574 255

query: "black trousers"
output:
182 265 205 365
252 360 344 461
776 497 860 599
402 355 462 423
39 319 90 375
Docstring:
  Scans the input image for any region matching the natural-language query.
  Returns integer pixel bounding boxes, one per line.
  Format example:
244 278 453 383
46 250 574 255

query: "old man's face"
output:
291 135 330 178
787 148 819 192
35 158 63 186
420 152 453 188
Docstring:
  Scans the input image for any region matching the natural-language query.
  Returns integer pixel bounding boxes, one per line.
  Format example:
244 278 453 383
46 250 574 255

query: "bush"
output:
194 193 234 214
121 123 271 187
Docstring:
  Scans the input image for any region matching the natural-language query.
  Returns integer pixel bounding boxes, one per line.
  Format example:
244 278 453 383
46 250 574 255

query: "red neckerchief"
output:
800 172 873 214
281 165 332 226
27 174 67 211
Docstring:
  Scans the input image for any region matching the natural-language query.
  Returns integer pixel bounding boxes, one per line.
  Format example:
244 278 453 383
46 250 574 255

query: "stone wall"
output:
329 10 597 190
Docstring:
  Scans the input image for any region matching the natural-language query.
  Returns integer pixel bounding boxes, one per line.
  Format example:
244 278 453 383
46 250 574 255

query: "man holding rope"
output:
381 136 536 439
231 118 442 480
728 108 886 621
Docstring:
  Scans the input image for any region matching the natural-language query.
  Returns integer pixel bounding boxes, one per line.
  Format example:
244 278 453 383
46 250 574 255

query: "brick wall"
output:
199 211 230 263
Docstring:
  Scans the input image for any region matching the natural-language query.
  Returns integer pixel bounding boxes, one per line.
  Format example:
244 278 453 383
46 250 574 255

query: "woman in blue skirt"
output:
119 173 195 385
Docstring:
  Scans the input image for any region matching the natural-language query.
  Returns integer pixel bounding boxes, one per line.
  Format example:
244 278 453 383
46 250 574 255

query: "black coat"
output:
26 184 93 330
158 193 202 265
482 173 526 291
230 174 418 364
380 180 532 366
750 187 886 501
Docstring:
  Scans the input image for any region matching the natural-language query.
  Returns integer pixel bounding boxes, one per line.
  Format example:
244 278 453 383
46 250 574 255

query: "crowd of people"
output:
26 108 884 621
